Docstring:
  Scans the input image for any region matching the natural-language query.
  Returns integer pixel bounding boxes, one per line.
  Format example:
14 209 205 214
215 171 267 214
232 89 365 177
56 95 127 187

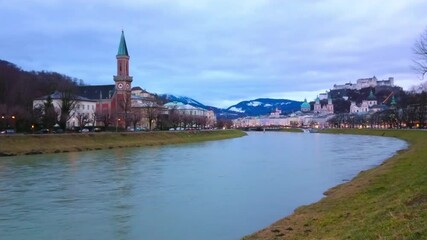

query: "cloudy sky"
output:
2 0 427 107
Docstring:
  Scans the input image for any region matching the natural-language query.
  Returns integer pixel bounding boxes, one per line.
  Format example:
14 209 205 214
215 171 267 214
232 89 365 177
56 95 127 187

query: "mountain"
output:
158 94 209 109
159 94 303 118
158 94 244 119
226 98 303 116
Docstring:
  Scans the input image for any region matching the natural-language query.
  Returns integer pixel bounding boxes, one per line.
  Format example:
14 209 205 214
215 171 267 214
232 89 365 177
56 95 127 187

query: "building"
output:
300 98 311 112
350 90 378 113
33 31 136 130
163 101 216 129
334 76 394 90
33 91 97 128
313 95 334 115
74 30 133 129
269 108 282 118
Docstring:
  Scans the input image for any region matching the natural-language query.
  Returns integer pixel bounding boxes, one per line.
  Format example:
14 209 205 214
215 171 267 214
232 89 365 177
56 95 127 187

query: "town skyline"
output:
1 0 427 108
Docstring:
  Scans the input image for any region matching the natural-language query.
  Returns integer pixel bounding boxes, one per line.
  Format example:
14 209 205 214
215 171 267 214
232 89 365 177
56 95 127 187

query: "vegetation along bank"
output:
0 130 246 157
244 129 427 240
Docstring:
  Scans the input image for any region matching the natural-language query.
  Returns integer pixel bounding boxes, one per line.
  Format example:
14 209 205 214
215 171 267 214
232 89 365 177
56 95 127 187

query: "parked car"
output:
93 127 102 132
1 129 15 134
38 129 50 134
81 128 90 133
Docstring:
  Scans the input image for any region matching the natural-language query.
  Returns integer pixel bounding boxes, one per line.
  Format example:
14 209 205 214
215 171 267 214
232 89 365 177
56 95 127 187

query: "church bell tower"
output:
114 30 133 92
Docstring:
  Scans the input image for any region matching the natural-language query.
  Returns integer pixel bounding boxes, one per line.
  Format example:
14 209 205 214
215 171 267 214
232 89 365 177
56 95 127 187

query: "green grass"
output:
244 129 427 240
0 130 246 156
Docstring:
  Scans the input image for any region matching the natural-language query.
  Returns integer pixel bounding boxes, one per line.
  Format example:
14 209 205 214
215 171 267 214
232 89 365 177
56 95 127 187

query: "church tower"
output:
114 30 133 92
113 31 133 128
327 94 334 113
314 96 321 113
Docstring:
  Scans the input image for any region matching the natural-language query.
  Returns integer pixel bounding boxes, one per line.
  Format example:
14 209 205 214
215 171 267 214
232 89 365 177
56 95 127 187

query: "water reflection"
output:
0 132 407 240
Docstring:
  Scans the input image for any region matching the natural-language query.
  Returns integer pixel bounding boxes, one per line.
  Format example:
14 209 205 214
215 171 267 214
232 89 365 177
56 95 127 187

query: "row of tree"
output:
327 91 427 128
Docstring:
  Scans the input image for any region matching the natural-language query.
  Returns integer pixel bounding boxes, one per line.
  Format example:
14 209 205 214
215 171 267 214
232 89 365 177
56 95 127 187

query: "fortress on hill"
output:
333 76 394 90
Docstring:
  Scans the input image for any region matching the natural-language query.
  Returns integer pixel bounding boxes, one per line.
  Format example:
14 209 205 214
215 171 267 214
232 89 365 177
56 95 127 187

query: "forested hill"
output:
0 60 82 116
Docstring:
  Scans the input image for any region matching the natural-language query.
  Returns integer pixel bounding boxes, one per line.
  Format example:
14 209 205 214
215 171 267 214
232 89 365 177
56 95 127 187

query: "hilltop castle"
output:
333 76 394 90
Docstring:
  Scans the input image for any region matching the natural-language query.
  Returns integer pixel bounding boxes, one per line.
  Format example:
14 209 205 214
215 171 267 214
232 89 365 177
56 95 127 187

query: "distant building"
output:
350 90 378 113
334 76 394 90
313 95 334 115
164 101 216 128
269 108 282 118
300 98 311 112
318 93 328 100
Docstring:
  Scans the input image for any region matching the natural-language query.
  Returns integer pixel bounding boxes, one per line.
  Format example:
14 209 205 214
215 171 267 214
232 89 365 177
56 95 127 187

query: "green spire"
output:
117 30 129 56
390 95 397 105
368 90 376 100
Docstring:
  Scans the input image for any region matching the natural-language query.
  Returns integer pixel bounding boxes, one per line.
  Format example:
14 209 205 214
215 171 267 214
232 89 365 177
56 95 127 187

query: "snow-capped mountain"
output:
159 94 209 109
159 94 302 118
226 98 302 116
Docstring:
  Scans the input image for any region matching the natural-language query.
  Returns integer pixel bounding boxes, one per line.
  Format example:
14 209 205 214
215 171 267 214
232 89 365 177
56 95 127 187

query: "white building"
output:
350 90 378 113
164 101 216 128
33 91 97 128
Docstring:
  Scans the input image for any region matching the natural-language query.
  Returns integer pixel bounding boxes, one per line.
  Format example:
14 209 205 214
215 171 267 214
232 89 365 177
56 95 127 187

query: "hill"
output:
227 98 303 116
0 60 82 131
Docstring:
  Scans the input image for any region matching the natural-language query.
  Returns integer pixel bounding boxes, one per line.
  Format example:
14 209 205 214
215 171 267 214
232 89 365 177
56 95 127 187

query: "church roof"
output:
34 91 96 102
301 98 310 108
78 85 115 100
117 30 129 56
390 96 397 105
367 90 376 100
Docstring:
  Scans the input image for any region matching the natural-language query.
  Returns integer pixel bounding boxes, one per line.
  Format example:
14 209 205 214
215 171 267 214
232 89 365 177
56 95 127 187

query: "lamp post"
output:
116 118 120 132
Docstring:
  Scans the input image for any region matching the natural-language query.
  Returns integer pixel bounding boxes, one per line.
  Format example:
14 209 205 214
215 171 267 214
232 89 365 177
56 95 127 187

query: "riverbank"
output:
0 130 246 157
244 129 427 239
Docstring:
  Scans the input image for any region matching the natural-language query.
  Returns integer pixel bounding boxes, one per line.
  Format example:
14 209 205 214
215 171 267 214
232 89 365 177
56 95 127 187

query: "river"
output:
0 132 407 240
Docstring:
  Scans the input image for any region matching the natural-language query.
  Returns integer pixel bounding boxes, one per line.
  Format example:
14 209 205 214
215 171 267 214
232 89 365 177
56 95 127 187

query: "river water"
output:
0 132 407 240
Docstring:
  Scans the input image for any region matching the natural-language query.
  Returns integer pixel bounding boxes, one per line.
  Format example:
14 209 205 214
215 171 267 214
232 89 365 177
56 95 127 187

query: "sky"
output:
1 0 427 108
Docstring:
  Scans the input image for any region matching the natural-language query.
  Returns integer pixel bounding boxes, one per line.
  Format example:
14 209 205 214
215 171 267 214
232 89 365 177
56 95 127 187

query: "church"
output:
33 31 215 131
77 30 137 129
34 31 150 129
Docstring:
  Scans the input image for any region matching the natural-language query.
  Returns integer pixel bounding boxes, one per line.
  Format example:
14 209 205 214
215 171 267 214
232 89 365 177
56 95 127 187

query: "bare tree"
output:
129 109 144 131
413 28 427 78
58 89 77 130
141 103 161 130
168 106 180 129
96 109 112 129
75 112 90 128
116 91 132 130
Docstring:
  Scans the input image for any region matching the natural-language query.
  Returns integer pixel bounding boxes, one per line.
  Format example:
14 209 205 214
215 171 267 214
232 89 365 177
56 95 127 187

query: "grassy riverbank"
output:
0 130 246 157
244 129 427 239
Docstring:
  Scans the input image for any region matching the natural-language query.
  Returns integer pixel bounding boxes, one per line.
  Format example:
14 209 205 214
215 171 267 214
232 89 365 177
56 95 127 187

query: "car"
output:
93 127 102 132
81 128 90 133
38 129 50 134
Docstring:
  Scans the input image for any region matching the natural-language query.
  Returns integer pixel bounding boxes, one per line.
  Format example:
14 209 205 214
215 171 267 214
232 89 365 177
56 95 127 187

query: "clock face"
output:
117 83 123 89
126 83 130 89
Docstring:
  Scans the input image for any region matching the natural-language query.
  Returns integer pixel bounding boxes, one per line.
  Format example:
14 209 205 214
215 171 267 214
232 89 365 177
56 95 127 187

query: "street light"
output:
116 118 121 132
